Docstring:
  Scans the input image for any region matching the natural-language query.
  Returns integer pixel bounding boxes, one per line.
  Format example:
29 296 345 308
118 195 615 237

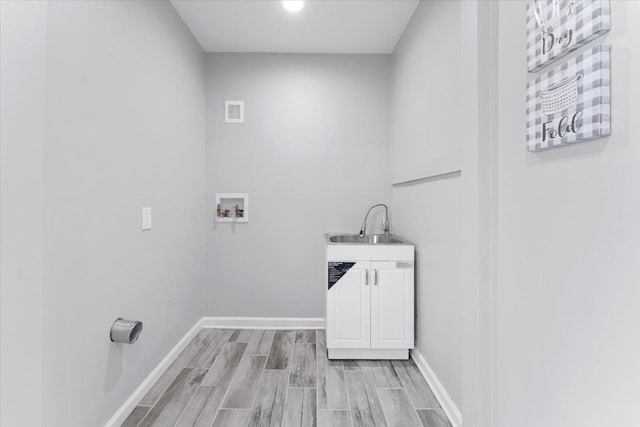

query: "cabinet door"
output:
327 261 371 349
371 261 414 349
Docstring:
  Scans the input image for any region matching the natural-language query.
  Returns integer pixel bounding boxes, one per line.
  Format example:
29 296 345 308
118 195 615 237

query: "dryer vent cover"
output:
224 100 244 123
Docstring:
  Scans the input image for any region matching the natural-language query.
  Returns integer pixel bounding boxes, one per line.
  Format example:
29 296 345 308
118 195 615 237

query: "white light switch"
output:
142 207 152 230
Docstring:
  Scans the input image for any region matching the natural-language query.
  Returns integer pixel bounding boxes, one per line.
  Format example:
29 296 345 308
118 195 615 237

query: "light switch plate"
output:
142 207 152 230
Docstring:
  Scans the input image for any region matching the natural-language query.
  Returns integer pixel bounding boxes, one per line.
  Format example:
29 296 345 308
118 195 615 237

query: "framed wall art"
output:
527 0 610 72
526 44 610 152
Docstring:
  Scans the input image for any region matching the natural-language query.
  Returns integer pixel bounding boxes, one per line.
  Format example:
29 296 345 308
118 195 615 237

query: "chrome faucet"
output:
359 204 390 238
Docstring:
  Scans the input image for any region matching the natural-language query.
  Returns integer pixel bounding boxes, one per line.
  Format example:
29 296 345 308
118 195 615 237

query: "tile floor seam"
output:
202 329 235 427
246 353 268 415
207 332 248 425
174 333 228 427
343 370 355 427
372 387 386 427
314 334 321 427
218 356 268 410
171 377 208 427
281 367 292 427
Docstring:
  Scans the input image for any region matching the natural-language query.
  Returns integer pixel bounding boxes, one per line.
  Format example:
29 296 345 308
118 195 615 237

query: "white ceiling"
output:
169 0 419 54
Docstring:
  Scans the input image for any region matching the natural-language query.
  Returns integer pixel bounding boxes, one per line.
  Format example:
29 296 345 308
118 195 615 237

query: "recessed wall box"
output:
215 193 248 223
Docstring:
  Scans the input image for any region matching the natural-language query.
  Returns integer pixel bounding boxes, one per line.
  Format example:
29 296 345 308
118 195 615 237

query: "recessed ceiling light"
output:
282 1 304 13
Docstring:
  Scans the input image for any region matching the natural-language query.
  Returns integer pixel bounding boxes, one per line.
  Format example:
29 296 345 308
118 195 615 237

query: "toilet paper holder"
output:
110 318 143 344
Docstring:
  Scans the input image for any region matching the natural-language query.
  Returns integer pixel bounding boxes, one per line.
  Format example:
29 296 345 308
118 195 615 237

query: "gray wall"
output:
496 1 640 426
205 53 392 317
0 2 47 425
1 2 206 426
390 0 463 411
391 0 462 184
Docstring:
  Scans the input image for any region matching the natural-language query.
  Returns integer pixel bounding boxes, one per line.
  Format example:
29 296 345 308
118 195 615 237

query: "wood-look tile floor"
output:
122 329 451 427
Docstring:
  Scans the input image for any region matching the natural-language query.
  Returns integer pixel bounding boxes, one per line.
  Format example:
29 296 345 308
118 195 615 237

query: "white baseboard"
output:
103 318 205 427
104 316 325 426
201 316 325 329
410 348 462 427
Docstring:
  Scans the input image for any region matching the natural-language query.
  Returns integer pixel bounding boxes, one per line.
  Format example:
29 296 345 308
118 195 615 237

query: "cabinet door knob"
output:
373 269 378 285
364 269 369 285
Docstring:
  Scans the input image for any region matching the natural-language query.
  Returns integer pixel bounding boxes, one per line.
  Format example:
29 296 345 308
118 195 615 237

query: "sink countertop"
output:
326 233 414 262
325 233 414 246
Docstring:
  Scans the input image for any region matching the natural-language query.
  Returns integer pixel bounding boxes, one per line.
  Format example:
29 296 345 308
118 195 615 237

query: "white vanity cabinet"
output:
370 261 414 349
325 236 414 360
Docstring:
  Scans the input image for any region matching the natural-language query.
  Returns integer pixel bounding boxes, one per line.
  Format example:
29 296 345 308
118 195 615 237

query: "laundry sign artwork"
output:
527 0 610 72
526 44 610 151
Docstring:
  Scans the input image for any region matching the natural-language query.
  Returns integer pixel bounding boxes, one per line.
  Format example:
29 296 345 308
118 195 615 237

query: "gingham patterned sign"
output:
527 0 610 72
526 44 610 151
